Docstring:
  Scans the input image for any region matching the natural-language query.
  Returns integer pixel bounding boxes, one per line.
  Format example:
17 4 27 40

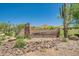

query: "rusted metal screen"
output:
30 29 60 38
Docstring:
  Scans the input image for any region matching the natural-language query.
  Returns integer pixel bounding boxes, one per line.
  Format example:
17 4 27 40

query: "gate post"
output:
24 23 31 38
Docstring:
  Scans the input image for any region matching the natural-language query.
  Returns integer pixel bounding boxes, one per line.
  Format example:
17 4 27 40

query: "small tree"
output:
71 4 79 29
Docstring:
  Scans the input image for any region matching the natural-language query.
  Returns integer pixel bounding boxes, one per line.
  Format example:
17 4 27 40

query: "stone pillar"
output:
24 23 31 37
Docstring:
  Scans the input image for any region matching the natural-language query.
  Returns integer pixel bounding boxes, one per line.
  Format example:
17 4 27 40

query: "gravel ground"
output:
0 38 79 56
25 40 79 56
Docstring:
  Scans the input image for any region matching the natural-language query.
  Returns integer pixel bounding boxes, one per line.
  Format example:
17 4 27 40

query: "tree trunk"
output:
63 3 69 39
64 18 68 38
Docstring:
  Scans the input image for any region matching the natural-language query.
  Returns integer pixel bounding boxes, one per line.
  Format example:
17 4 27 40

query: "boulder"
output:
69 36 79 40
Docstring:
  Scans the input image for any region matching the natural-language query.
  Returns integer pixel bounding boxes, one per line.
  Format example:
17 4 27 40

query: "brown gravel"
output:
0 38 79 56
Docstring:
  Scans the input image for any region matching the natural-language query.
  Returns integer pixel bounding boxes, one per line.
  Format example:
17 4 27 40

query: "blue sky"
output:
0 3 63 26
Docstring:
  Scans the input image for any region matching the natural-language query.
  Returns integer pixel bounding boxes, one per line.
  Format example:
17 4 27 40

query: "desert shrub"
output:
0 41 2 45
0 38 2 45
0 34 5 40
60 29 64 38
68 29 79 36
16 36 25 39
16 24 25 31
0 37 5 41
0 33 5 45
5 31 13 36
0 38 3 45
60 28 79 38
48 26 54 30
47 26 57 30
16 35 30 39
14 36 26 48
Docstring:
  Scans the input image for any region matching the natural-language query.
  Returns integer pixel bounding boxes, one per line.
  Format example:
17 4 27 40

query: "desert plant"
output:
5 31 13 36
16 24 25 31
0 33 6 45
48 26 55 30
16 36 25 39
14 36 26 48
60 3 72 39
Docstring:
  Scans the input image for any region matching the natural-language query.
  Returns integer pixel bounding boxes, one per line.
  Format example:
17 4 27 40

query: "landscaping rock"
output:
69 36 79 40
0 38 60 55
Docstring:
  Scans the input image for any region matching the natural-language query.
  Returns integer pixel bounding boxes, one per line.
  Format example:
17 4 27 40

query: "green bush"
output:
16 35 31 40
60 30 64 38
5 31 13 36
68 29 79 36
0 34 5 45
14 39 26 48
16 36 25 39
48 26 56 30
14 36 26 48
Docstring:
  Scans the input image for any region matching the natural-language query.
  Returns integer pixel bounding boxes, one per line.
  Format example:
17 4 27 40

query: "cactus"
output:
60 4 72 39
